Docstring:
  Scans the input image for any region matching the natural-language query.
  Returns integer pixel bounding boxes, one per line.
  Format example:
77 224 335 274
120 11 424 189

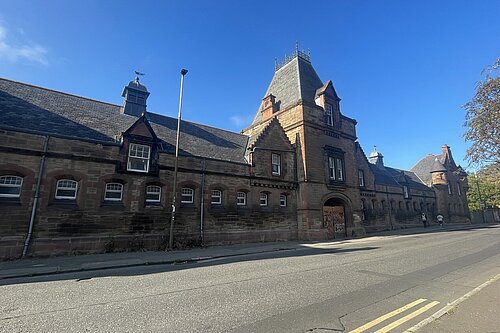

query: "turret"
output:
430 158 447 186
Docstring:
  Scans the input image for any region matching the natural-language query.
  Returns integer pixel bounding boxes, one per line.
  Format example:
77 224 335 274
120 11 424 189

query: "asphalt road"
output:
1 225 500 333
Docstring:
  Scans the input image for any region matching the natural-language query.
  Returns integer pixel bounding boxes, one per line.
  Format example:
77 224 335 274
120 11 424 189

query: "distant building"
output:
0 49 470 259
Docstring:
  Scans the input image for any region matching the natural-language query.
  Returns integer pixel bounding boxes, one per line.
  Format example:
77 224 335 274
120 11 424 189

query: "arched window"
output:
260 192 268 206
104 183 123 201
146 185 162 203
280 194 287 207
181 187 194 204
211 189 222 205
55 179 78 200
0 175 23 198
237 191 247 206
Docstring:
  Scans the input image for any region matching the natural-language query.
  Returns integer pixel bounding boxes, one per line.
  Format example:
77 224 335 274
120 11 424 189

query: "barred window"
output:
55 179 78 200
146 185 161 203
0 175 23 198
104 183 123 201
127 143 150 172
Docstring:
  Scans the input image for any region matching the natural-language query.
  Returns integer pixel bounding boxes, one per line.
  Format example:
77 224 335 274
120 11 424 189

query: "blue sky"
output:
1 1 499 171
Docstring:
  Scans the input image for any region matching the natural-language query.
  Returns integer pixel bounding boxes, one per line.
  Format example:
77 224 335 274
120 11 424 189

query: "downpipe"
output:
22 135 49 258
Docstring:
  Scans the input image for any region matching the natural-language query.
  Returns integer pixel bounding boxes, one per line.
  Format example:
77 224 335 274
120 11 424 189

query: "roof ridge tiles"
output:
0 77 122 108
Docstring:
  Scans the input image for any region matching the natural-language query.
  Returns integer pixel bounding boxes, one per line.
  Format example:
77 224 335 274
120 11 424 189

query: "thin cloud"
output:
0 23 48 66
230 114 253 128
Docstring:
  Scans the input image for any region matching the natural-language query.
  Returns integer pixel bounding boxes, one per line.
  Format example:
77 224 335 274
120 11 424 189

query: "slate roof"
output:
0 78 249 164
251 55 323 126
369 163 431 192
410 154 443 185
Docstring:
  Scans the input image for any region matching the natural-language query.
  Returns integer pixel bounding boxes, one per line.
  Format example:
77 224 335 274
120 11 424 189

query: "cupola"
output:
369 146 384 168
121 73 150 117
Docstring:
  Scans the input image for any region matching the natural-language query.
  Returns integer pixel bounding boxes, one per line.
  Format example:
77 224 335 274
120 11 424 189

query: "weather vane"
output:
134 71 145 82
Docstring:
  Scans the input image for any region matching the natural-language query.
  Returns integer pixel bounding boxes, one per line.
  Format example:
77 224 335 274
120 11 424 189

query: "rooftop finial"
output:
275 44 311 72
134 70 145 83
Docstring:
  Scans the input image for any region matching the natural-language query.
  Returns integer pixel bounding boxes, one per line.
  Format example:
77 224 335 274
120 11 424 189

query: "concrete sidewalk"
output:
0 223 491 280
414 275 500 333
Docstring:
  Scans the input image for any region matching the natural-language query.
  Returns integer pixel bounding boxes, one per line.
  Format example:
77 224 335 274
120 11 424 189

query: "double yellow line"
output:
349 298 440 333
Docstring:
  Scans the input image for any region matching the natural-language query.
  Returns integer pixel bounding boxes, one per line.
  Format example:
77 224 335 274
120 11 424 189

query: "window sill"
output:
49 200 79 209
100 201 125 209
145 202 163 209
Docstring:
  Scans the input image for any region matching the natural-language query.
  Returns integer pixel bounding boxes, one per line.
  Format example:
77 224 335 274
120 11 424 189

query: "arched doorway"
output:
323 197 347 239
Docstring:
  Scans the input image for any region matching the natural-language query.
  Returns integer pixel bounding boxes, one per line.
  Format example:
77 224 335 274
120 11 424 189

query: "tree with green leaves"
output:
463 57 500 166
467 162 500 211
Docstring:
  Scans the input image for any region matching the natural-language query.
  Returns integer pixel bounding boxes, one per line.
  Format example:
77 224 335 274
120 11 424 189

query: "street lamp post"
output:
169 68 188 249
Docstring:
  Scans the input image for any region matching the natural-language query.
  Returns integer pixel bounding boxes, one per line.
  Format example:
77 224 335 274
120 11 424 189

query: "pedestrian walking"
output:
436 214 444 227
421 213 427 228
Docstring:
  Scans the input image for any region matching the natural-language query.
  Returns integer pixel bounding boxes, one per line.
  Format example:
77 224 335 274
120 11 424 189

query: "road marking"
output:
404 272 500 333
373 301 440 333
349 299 427 333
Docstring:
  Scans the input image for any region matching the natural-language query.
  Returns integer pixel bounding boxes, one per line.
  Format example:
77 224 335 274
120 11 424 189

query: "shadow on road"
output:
0 246 380 286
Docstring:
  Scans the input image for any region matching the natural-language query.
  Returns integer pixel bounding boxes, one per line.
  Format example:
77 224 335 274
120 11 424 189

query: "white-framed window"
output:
146 185 161 203
361 199 366 221
0 175 23 198
280 194 287 207
358 170 365 187
403 185 409 199
127 143 150 173
237 192 246 206
181 187 194 204
328 157 336 180
260 192 268 206
336 158 344 181
104 183 123 201
211 190 222 205
325 104 334 126
272 153 281 175
457 183 462 196
55 179 78 200
447 182 452 195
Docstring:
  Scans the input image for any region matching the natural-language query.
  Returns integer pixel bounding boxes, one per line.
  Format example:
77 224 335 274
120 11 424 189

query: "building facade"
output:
0 50 470 259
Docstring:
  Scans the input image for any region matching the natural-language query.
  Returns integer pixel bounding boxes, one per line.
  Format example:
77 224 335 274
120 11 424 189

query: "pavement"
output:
1 222 499 333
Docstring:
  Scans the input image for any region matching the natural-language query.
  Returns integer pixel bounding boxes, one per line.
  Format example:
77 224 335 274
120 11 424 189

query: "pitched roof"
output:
251 54 323 126
0 78 249 164
411 154 443 185
369 163 431 191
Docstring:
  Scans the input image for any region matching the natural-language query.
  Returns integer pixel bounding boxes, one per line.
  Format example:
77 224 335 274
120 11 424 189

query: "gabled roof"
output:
411 154 443 185
251 54 323 126
0 78 249 164
246 117 292 152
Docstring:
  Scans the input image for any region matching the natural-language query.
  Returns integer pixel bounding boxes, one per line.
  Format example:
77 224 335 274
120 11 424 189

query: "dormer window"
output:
127 143 150 173
325 104 334 126
403 185 409 199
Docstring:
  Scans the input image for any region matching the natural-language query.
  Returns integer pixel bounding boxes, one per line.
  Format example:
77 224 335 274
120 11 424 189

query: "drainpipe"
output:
22 135 49 258
386 186 393 230
200 159 206 246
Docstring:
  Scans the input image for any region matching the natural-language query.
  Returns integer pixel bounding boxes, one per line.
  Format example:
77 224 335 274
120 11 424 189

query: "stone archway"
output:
323 197 347 239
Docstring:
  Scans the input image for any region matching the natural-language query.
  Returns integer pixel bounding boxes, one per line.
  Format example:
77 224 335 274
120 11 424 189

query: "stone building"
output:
0 49 469 259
